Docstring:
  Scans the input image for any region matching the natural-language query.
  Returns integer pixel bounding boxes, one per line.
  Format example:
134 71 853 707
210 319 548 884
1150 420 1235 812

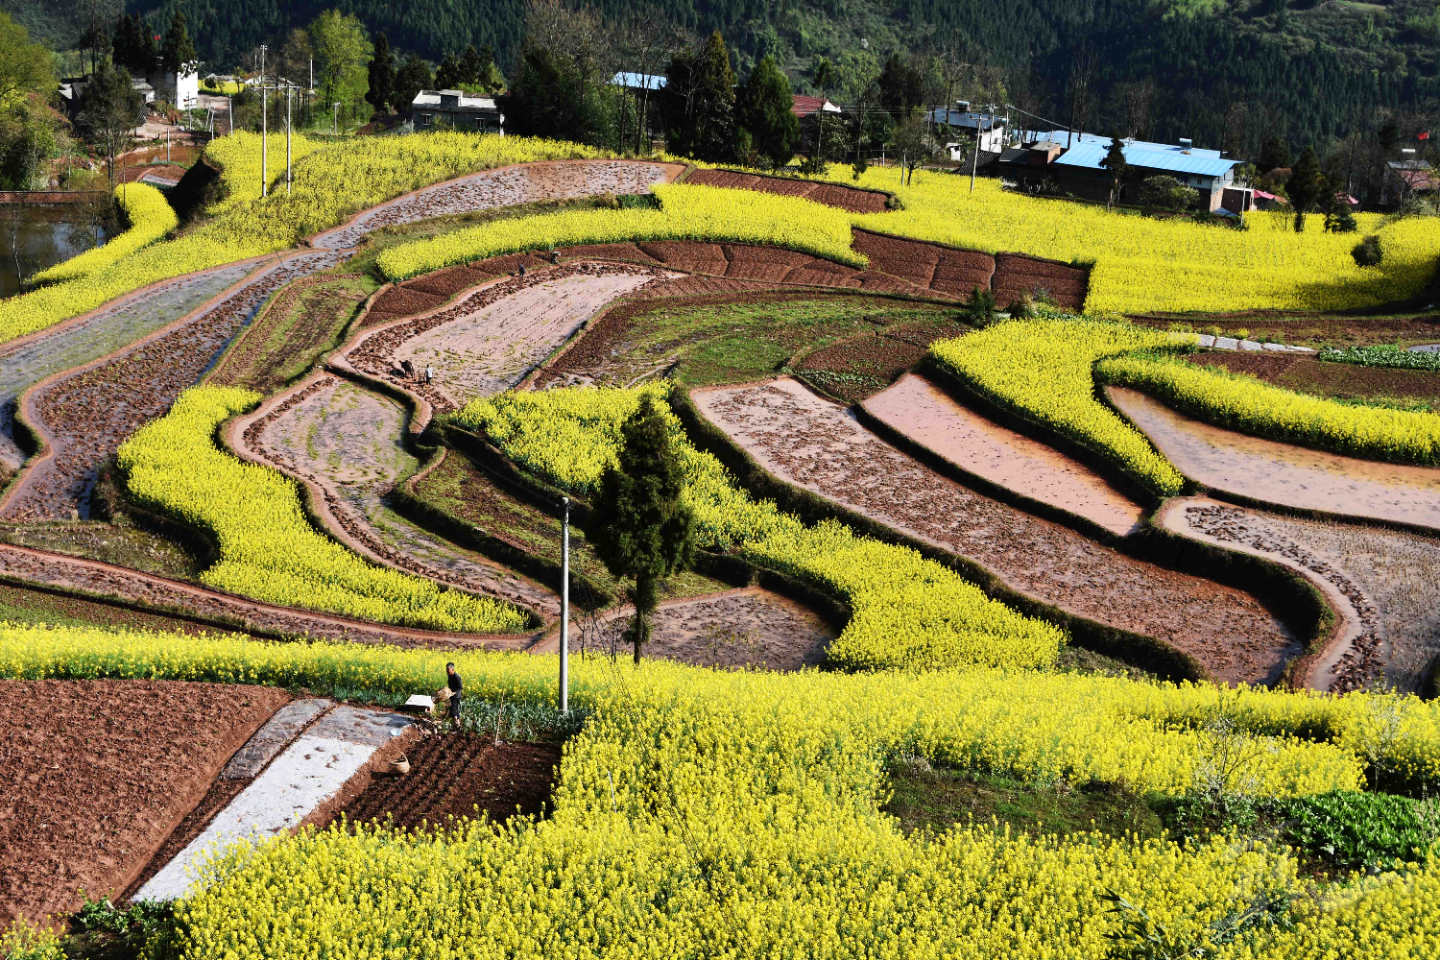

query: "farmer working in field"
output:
444 662 463 728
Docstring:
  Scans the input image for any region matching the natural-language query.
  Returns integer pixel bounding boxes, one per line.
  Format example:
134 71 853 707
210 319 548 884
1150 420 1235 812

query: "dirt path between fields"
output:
0 541 534 649
693 377 1300 686
1107 386 1440 532
864 374 1146 537
1158 496 1440 693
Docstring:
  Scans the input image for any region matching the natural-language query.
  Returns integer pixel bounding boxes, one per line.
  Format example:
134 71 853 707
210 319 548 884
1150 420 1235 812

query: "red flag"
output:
1421 131 1431 140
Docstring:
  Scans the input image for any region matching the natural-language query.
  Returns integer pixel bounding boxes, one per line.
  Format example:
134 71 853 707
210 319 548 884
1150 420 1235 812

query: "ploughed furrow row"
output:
0 263 255 473
692 377 1300 686
1159 496 1440 694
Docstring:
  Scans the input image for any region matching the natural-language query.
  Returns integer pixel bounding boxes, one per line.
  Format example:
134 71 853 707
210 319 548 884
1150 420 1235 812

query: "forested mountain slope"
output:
5 0 1437 150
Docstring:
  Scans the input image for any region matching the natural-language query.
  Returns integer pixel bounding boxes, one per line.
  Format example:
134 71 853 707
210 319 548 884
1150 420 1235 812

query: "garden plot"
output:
863 374 1146 537
0 542 527 650
0 263 254 472
539 290 960 389
3 252 339 521
313 160 684 250
1107 385 1440 531
0 679 289 927
559 587 837 672
794 325 969 404
242 376 559 616
1160 497 1440 693
693 378 1299 685
322 734 562 833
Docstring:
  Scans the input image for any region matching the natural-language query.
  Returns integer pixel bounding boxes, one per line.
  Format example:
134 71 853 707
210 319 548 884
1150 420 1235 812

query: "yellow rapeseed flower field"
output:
3 623 1436 957
842 167 1440 314
28 183 178 287
375 181 863 280
0 132 605 345
929 319 1193 497
456 383 1064 671
117 386 530 633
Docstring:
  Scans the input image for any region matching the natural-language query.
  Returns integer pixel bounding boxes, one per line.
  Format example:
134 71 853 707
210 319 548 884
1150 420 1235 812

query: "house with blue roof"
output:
998 135 1244 212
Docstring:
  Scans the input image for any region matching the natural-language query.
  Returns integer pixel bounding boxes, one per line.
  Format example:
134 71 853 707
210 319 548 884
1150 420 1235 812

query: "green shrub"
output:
1353 235 1383 267
1272 791 1438 872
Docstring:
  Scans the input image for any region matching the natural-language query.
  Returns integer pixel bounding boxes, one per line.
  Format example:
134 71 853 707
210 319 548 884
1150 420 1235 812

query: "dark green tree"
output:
663 31 735 162
161 10 195 74
1100 134 1128 209
505 42 605 143
366 32 395 115
79 59 143 186
137 20 159 76
590 395 696 665
1324 201 1357 233
111 13 143 74
459 44 483 86
434 52 461 90
391 54 432 112
1258 135 1291 172
737 55 799 170
1288 145 1322 232
877 52 923 116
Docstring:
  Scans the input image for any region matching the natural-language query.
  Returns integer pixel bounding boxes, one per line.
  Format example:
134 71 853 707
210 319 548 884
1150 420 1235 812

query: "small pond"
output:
0 207 110 297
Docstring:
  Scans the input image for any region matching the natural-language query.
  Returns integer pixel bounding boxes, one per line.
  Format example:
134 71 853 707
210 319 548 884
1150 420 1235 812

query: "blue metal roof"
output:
611 72 667 90
1054 141 1238 178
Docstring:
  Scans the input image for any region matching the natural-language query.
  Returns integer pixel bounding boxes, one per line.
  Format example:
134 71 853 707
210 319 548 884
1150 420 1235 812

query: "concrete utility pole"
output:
333 101 341 136
260 45 268 198
285 86 293 196
559 496 570 715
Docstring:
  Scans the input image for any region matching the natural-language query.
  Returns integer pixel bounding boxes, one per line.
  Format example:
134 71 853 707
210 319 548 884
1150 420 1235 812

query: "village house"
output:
998 136 1242 212
410 89 504 133
928 104 1009 159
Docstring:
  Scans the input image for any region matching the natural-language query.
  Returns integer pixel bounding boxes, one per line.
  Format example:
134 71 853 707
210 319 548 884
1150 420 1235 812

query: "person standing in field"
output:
444 661 463 728
425 364 434 384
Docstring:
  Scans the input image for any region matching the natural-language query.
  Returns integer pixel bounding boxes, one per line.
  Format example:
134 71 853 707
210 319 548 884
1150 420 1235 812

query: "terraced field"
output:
5 140 1440 960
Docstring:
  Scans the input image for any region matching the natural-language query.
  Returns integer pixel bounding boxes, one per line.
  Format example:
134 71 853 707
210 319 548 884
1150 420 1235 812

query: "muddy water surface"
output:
865 374 1146 537
694 378 1300 686
1108 386 1440 531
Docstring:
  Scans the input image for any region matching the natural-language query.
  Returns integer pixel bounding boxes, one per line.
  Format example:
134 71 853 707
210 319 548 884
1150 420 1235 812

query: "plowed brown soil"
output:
0 680 288 927
1185 352 1440 406
324 734 561 831
693 378 1300 685
686 169 890 213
